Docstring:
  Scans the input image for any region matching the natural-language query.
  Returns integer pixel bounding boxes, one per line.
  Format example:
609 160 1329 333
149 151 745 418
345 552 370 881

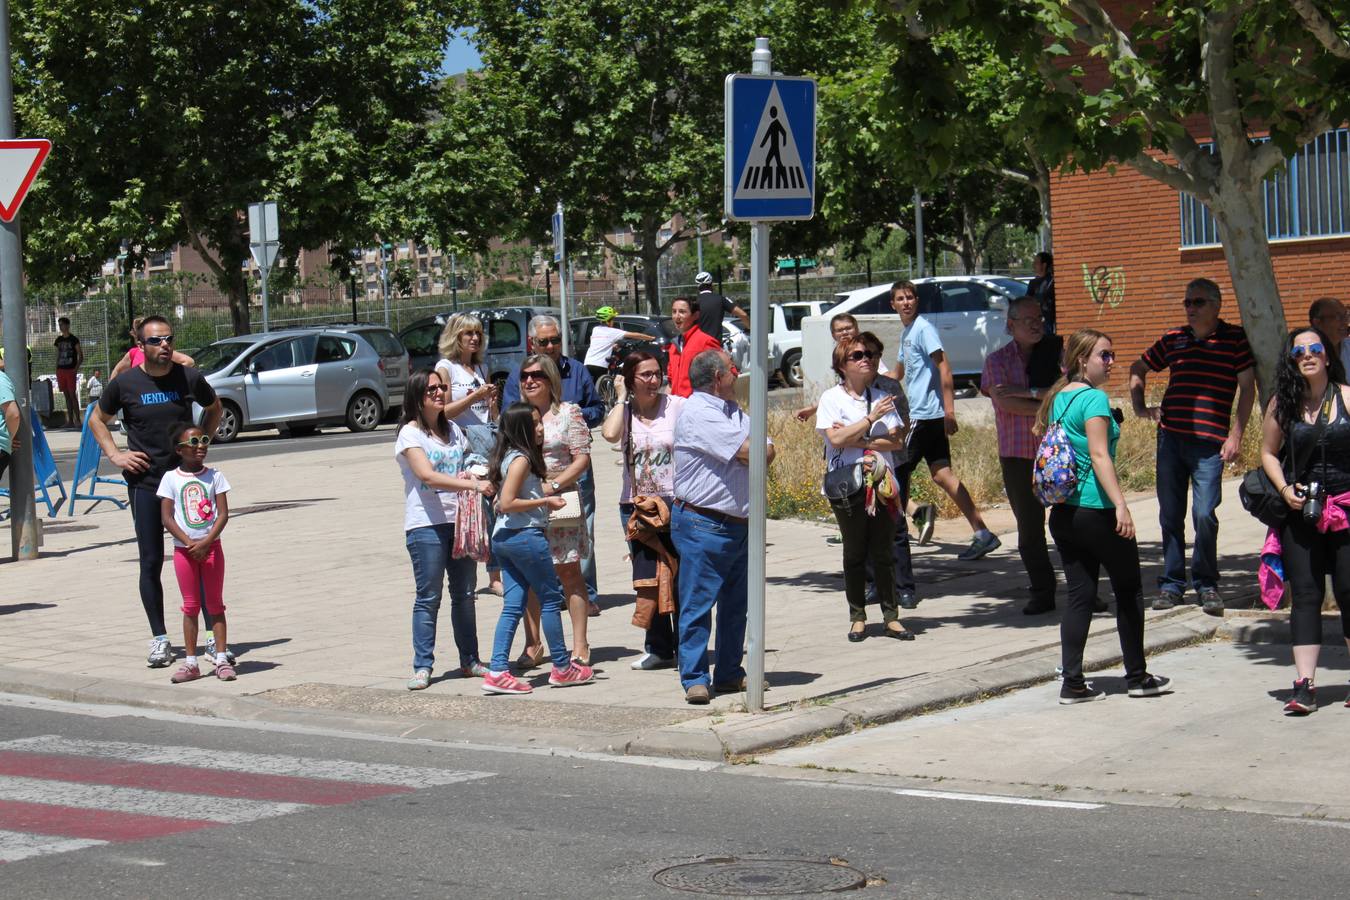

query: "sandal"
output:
515 645 548 671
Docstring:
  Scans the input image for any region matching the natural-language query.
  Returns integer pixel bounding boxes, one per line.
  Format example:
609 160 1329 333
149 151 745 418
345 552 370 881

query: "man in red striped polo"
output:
1128 278 1256 616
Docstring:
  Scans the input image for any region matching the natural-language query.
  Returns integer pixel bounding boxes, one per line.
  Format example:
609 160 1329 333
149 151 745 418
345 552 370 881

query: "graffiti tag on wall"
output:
1082 264 1126 313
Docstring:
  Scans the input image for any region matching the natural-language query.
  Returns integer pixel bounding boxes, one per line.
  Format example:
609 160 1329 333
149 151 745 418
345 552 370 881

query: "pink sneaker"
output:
548 661 595 688
481 670 533 695
170 663 201 684
214 661 237 681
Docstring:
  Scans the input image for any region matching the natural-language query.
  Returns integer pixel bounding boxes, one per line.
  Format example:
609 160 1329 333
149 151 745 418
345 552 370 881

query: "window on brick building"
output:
1181 128 1350 246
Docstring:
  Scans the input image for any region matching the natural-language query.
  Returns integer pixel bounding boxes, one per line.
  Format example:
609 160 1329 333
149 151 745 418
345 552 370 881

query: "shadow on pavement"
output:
228 637 293 657
0 602 57 616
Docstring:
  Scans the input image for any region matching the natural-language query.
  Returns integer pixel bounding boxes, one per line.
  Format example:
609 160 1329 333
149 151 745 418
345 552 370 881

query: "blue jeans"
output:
672 504 748 690
579 467 598 603
490 527 571 672
1156 429 1224 595
405 524 479 672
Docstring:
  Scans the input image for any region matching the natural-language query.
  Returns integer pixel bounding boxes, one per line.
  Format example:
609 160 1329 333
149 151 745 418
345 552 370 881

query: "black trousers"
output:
129 485 213 637
1001 457 1056 605
1048 505 1147 689
866 453 915 598
1280 517 1350 646
832 488 898 623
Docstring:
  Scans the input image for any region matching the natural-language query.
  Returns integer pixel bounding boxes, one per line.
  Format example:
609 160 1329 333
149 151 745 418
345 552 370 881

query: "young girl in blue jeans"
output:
482 402 595 695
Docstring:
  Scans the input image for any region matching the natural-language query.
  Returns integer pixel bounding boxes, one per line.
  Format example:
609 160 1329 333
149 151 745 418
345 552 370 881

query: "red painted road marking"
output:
0 799 215 842
0 752 414 806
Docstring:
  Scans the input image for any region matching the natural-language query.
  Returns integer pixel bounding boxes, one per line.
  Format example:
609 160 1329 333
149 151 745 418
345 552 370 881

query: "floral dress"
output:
542 401 591 564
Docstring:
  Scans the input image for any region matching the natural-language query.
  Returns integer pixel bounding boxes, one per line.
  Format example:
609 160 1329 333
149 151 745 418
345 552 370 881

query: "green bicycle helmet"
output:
595 306 617 323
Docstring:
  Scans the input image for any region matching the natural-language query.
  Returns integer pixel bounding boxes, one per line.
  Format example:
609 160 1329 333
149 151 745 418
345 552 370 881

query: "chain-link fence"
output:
4 261 1029 423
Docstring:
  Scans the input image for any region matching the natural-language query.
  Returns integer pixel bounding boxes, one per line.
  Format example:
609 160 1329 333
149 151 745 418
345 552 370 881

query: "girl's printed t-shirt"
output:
620 394 684 503
156 466 231 547
435 358 492 427
1051 386 1119 509
395 421 467 531
494 449 549 531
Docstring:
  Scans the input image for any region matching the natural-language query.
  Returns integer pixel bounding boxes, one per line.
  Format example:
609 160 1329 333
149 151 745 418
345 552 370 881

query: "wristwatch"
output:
550 480 561 492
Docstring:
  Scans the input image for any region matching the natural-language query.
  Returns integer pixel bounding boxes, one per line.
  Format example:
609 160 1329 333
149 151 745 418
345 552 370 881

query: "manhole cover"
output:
653 857 866 895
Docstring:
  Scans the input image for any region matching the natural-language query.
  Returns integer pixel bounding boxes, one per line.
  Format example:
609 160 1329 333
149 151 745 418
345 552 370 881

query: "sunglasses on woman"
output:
176 435 211 448
520 370 548 382
846 350 875 362
1291 343 1326 359
426 384 449 396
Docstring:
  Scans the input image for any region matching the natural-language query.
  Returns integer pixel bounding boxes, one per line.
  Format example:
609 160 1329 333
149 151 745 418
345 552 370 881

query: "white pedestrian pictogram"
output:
734 84 811 201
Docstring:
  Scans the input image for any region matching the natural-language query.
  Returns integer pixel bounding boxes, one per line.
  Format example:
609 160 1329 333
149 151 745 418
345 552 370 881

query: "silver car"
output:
192 328 390 442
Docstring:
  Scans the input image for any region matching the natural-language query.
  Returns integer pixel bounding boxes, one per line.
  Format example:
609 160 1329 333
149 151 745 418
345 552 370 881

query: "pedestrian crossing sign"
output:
724 74 816 221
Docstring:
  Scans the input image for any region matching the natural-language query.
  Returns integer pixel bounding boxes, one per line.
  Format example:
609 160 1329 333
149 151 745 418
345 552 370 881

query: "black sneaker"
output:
1151 591 1181 611
1128 674 1172 697
1198 588 1225 617
1059 682 1106 704
898 590 919 610
1023 599 1056 616
1284 678 1316 715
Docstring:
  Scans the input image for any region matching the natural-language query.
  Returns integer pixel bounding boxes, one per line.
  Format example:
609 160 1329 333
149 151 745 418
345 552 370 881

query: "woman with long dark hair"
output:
481 402 593 694
394 369 494 690
1259 326 1350 714
1036 329 1169 704
601 350 684 669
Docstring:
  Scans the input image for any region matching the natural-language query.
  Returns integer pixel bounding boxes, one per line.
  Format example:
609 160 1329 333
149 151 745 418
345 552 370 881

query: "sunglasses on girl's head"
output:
846 350 876 362
176 435 211 448
1291 343 1326 359
520 370 547 382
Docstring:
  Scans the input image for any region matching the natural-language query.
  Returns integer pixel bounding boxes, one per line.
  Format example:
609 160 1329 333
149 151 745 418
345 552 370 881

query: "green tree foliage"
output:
869 0 1350 394
14 0 455 335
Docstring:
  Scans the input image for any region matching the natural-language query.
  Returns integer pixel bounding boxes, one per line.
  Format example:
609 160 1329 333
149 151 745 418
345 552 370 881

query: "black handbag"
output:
1238 387 1330 528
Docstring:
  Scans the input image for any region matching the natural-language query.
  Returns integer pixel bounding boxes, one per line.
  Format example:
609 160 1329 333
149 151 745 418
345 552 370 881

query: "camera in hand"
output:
1300 481 1325 522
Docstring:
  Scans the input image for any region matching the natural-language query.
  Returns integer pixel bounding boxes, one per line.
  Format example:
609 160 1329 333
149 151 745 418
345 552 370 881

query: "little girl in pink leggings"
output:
157 422 234 682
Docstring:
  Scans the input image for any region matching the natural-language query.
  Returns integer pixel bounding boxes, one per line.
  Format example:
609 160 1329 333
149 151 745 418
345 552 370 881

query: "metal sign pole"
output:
555 201 570 358
0 0 35 559
745 38 772 714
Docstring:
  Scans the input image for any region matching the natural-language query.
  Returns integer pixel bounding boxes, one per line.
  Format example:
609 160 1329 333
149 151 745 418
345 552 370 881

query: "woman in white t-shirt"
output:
816 337 914 642
395 369 495 691
435 312 504 593
582 306 658 381
601 350 684 671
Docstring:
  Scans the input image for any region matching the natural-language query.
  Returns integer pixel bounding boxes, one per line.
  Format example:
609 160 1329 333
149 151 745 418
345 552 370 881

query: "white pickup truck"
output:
770 300 834 387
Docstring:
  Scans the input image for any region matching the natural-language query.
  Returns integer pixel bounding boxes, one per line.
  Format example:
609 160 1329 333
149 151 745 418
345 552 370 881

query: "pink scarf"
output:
1258 489 1350 610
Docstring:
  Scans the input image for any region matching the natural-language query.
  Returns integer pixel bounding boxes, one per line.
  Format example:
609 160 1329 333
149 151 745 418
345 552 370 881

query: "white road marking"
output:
0 775 308 823
1279 817 1350 831
0 736 493 788
0 829 107 863
0 693 721 772
892 788 1102 810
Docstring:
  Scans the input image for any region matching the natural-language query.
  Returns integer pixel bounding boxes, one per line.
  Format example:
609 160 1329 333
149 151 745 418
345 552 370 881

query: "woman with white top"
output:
582 306 658 382
601 350 684 670
394 369 494 690
817 336 913 642
435 312 503 594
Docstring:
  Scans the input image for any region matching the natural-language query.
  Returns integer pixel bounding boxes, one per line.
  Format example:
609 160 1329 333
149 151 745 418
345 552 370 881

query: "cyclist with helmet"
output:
583 306 658 382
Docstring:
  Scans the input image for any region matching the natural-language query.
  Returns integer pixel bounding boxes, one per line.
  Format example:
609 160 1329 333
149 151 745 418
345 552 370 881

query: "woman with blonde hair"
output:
436 312 503 594
514 353 594 667
1036 328 1169 704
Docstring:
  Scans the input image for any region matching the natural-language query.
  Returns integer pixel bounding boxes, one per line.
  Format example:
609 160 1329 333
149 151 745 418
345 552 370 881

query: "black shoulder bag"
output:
1239 387 1331 528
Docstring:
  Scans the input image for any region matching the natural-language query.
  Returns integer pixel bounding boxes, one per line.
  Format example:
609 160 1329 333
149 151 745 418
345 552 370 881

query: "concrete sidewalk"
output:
0 423 1286 759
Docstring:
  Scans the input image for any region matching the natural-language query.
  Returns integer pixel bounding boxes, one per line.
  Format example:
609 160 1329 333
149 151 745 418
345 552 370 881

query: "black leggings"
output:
1279 517 1350 645
1048 504 1147 689
831 488 898 623
129 485 213 637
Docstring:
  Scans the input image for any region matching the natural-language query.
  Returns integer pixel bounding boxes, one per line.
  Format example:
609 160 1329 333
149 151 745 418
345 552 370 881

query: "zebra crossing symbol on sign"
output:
724 74 816 221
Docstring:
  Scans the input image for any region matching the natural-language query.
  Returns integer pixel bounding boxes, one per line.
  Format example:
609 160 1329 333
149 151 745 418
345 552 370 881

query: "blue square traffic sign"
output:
724 74 816 222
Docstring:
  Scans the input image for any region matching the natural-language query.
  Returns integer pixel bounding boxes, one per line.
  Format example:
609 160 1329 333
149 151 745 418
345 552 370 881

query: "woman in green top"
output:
1036 329 1170 705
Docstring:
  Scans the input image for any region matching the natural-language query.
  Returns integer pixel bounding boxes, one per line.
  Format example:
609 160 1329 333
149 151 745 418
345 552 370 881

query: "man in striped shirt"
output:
1129 278 1256 615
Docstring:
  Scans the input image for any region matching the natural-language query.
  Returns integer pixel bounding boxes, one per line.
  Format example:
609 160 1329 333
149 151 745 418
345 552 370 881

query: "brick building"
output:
1052 6 1350 364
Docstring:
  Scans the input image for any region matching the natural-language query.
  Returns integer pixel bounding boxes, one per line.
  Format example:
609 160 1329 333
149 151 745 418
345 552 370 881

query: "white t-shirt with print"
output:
435 359 492 427
395 421 468 531
156 466 232 547
583 325 626 368
815 384 903 473
619 394 684 503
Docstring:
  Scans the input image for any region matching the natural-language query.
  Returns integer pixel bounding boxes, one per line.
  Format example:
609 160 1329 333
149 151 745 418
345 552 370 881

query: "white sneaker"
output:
630 652 676 671
204 636 236 665
146 637 174 668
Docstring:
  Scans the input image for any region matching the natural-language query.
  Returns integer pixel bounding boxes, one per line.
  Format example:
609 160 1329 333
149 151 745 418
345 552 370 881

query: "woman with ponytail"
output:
1036 329 1170 704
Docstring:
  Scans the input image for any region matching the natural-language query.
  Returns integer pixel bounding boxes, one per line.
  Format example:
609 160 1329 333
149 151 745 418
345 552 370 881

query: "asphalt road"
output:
1 696 1346 898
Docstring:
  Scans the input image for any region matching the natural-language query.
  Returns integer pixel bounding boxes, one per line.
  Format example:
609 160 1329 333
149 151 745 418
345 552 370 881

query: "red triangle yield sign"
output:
0 139 51 223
